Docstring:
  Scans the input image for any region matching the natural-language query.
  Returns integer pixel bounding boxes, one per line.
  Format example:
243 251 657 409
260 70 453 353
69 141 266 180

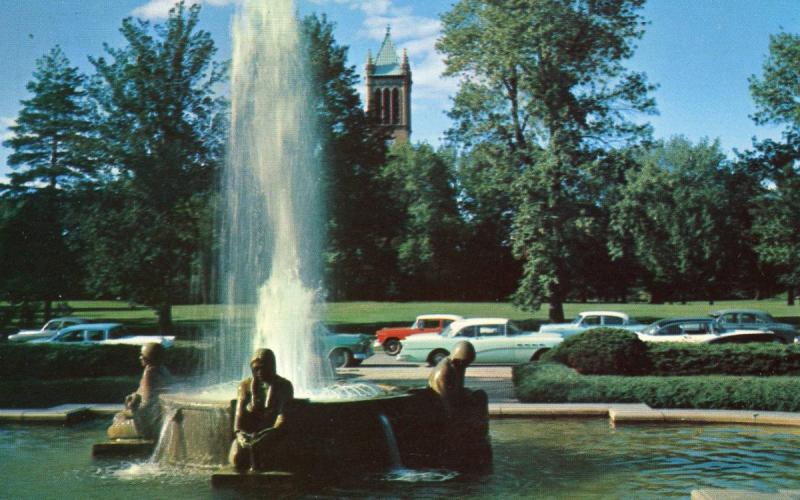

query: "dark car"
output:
637 316 787 344
710 309 799 344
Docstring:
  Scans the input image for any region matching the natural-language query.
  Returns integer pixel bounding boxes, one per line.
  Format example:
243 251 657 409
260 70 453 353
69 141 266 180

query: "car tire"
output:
530 348 549 362
428 349 449 367
329 349 353 369
383 339 402 356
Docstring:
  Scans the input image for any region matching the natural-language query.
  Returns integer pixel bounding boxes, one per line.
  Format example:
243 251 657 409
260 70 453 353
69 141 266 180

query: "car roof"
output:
59 322 121 332
49 316 90 322
450 317 510 328
651 316 712 325
577 311 629 318
710 309 770 316
416 314 463 321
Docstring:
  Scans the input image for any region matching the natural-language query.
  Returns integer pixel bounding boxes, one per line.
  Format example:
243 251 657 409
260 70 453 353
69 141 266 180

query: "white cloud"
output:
1 117 16 142
335 1 456 109
308 0 392 17
132 0 238 20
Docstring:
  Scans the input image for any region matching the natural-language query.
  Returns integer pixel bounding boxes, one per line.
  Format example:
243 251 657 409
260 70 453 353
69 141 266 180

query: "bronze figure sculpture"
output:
107 342 171 440
228 348 295 471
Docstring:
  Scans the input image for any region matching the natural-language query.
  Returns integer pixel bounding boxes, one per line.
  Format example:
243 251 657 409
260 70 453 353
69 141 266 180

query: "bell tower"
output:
365 26 412 143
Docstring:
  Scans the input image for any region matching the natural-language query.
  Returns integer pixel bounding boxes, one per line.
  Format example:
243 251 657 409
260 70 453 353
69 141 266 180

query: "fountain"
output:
144 0 490 482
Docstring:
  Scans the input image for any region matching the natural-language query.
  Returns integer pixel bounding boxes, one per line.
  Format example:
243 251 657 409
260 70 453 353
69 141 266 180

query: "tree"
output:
610 137 735 303
1 46 95 320
747 31 800 304
0 190 81 324
2 46 97 189
749 32 800 131
302 14 395 300
80 1 226 330
380 143 464 298
439 0 655 320
454 143 521 300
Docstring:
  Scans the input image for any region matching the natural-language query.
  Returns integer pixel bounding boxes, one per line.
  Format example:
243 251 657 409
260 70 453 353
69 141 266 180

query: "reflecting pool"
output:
3 419 800 498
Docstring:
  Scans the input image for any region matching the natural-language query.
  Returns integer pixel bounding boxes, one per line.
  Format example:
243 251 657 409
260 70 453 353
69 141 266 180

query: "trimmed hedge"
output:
647 342 800 376
513 362 800 412
0 343 207 380
543 328 800 376
543 328 650 375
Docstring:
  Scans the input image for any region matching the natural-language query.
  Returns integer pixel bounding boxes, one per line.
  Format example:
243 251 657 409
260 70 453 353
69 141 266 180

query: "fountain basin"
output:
155 388 491 474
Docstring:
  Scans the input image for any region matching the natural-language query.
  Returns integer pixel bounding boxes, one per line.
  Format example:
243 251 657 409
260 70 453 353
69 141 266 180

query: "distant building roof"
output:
373 26 402 76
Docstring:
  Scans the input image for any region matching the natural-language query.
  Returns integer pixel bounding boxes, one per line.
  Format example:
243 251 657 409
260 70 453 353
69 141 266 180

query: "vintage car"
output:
636 317 782 344
710 309 799 343
7 317 90 342
374 314 464 355
537 311 643 337
317 324 374 368
33 322 175 347
396 317 563 366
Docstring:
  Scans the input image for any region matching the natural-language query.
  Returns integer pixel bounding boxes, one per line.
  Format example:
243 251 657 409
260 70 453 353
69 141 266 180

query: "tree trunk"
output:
548 296 565 323
43 300 52 322
789 287 796 306
157 303 173 333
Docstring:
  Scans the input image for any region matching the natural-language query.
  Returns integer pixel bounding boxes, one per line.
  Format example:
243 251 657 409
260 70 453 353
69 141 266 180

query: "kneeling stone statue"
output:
107 342 171 440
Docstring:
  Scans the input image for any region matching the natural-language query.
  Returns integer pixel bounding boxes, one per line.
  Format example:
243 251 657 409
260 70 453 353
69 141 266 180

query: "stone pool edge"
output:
6 402 800 427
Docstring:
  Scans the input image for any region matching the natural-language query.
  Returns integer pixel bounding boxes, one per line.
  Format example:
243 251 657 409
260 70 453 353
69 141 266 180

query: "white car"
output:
7 317 89 342
636 317 780 344
396 317 563 366
33 322 175 347
538 311 643 337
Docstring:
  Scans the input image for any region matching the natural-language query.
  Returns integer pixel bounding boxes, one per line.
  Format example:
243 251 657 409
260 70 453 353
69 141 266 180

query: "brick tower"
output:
365 26 412 143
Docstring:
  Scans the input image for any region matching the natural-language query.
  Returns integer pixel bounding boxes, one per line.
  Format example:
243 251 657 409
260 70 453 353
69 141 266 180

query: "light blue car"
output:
538 311 643 338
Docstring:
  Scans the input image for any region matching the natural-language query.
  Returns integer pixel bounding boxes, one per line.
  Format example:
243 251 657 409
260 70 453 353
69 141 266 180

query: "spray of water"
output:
214 0 332 395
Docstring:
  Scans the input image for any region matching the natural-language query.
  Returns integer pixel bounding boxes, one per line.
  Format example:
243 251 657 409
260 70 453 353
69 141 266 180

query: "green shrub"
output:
647 343 800 376
513 362 800 412
0 343 207 380
543 328 650 375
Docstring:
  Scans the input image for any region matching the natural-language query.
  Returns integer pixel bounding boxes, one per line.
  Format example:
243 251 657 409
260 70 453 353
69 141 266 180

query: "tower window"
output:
391 88 400 125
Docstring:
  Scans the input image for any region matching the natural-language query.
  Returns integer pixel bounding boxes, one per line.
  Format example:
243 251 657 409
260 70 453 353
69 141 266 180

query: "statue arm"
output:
272 379 294 429
233 380 250 434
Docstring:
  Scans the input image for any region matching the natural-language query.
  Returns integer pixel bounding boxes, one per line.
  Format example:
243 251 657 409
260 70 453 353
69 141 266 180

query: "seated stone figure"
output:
428 340 487 414
427 340 490 468
228 348 294 471
107 342 171 440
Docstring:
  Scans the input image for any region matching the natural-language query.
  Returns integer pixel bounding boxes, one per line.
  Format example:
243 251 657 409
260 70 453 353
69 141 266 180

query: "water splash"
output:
214 0 330 395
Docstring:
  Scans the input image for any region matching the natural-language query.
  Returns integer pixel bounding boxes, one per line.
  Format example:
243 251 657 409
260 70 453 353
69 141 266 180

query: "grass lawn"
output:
3 298 798 332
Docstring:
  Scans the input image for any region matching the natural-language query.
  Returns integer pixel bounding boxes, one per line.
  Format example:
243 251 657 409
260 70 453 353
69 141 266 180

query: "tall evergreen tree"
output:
79 1 226 330
439 0 655 320
1 46 92 320
2 46 97 189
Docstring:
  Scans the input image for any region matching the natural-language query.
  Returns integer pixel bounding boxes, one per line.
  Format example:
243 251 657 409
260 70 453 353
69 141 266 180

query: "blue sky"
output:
0 0 797 180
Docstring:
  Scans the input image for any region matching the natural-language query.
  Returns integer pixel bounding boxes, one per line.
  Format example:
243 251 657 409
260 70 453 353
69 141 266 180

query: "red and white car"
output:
373 314 463 355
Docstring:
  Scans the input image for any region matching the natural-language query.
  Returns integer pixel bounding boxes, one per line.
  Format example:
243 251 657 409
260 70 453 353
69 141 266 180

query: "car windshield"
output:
640 320 668 335
440 324 455 337
42 320 57 331
507 322 523 335
571 316 583 324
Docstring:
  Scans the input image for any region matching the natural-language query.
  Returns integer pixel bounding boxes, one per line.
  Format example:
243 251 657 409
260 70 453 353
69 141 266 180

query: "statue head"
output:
250 348 277 382
450 341 475 368
140 342 165 366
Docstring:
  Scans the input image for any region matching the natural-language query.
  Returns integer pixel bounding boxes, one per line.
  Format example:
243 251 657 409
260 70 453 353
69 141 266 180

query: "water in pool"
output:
3 419 800 499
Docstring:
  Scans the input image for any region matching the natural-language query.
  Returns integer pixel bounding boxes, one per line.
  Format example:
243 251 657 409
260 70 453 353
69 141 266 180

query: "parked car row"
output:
386 308 799 366
7 308 796 369
7 317 175 347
